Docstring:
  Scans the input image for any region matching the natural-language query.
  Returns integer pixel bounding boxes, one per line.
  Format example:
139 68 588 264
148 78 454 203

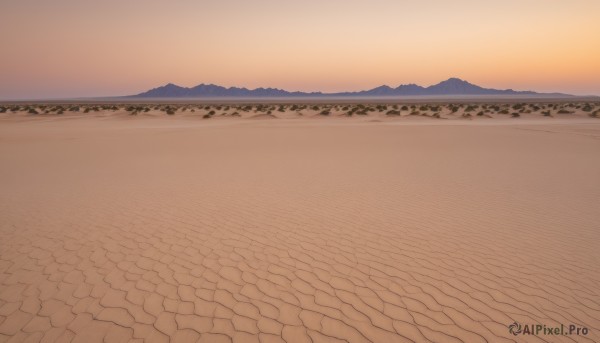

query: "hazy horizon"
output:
1 0 599 100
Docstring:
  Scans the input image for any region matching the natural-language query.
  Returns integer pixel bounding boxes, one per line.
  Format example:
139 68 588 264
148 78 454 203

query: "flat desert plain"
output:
0 106 599 343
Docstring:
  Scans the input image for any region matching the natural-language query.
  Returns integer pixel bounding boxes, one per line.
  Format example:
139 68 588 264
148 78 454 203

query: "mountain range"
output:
130 78 571 98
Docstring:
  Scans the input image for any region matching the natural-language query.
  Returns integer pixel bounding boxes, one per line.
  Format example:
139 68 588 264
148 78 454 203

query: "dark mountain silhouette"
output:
130 78 571 98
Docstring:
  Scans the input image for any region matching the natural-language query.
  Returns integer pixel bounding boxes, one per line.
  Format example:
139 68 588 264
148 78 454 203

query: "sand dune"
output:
0 112 599 342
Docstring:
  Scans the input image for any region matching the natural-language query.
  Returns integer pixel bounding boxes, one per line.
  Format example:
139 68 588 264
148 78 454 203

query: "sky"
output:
1 0 599 100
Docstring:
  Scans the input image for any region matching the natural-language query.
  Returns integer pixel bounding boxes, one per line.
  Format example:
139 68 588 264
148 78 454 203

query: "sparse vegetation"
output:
4 102 597 122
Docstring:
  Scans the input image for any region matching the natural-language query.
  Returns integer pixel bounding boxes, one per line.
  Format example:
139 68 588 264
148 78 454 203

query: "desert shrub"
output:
582 104 593 112
450 106 459 113
203 114 211 119
462 113 471 118
231 112 240 117
392 104 398 110
356 110 368 115
28 108 39 114
432 113 440 118
386 110 400 116
277 106 285 112
590 110 599 118
465 105 477 112
319 110 330 116
511 112 520 118
401 105 408 111
542 111 552 117
410 111 420 115
476 111 484 116
0 107 6 113
499 109 509 114
166 109 175 115
311 105 320 111
557 109 572 114
512 104 524 110
208 110 216 115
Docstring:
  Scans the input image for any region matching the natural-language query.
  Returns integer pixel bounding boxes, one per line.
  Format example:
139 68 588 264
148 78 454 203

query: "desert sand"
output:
0 106 599 342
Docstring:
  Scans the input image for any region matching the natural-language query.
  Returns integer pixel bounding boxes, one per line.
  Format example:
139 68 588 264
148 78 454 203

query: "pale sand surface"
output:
1 114 599 342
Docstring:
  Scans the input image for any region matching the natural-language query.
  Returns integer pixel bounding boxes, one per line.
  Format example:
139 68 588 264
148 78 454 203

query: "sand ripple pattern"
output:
1 119 599 342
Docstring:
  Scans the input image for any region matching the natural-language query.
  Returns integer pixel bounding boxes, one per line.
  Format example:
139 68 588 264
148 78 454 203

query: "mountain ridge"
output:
131 78 572 98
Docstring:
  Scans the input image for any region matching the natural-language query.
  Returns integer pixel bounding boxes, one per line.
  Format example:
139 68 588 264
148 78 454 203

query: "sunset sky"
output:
1 0 599 99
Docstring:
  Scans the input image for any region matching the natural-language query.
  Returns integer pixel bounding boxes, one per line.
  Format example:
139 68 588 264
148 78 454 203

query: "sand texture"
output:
1 110 599 342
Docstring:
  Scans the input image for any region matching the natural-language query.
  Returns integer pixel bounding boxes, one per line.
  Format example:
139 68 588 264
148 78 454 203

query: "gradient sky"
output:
1 0 599 99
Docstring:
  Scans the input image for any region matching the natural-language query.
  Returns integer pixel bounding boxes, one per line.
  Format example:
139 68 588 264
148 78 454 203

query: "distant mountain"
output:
130 78 571 98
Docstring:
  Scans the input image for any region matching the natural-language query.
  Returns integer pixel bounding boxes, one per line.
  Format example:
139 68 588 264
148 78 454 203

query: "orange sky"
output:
1 0 599 99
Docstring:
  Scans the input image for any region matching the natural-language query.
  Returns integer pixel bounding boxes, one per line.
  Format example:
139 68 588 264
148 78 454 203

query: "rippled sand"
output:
1 114 599 342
